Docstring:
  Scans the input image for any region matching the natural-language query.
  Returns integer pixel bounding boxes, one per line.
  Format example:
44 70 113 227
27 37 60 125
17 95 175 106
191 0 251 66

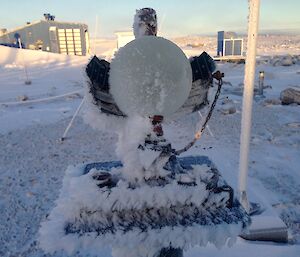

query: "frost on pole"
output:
109 36 192 117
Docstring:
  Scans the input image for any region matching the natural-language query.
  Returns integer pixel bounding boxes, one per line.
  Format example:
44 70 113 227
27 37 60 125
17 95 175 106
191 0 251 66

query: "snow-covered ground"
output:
0 35 299 257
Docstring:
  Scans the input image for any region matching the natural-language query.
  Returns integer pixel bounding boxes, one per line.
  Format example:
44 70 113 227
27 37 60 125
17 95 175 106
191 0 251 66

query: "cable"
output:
0 90 83 106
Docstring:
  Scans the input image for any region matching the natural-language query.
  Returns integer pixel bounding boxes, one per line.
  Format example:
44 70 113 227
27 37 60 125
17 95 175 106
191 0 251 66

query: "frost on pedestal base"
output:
39 156 250 256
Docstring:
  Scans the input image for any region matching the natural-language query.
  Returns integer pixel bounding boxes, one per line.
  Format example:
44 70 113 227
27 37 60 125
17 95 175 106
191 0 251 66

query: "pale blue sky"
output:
0 0 299 37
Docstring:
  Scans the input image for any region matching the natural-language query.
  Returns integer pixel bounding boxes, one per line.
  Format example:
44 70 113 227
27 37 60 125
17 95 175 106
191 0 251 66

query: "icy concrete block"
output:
241 215 288 243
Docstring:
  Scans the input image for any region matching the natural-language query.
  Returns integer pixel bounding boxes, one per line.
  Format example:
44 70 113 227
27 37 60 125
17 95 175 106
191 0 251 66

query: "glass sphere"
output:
110 36 192 117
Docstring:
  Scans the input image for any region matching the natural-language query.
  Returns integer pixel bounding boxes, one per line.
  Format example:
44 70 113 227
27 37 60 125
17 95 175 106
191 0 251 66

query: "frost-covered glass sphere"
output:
110 36 192 117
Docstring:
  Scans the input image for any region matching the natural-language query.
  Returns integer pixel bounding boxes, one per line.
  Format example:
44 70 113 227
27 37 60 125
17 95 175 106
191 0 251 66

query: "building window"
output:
58 28 82 56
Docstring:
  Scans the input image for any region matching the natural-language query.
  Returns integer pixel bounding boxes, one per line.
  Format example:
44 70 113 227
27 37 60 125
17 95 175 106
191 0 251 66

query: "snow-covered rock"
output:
17 95 28 101
220 99 236 115
281 55 294 66
270 55 298 67
280 87 300 105
262 98 282 106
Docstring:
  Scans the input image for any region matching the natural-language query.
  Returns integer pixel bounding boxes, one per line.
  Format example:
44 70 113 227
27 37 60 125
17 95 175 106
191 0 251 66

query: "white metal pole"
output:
93 15 99 55
158 13 167 36
18 38 31 85
60 97 85 141
238 0 261 212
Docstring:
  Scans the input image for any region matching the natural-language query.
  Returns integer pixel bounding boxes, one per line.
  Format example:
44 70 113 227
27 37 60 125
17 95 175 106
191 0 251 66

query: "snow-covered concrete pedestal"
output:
39 156 250 257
